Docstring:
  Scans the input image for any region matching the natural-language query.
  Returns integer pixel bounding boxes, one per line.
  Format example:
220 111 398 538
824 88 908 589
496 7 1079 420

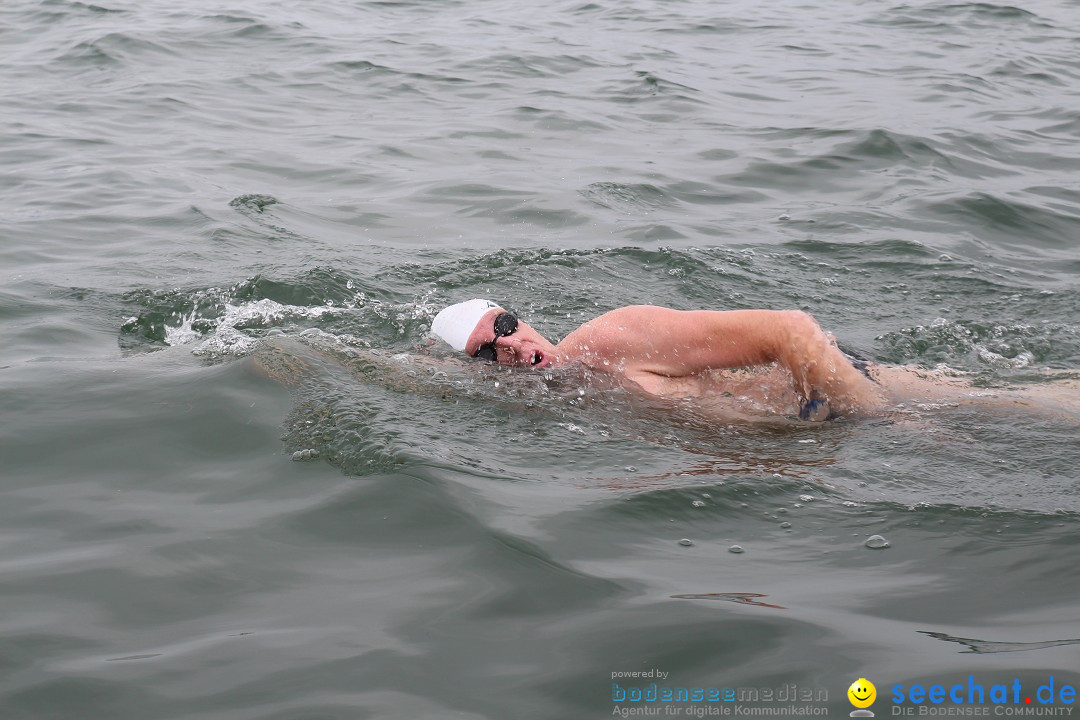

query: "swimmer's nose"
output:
492 335 520 363
499 335 523 354
500 336 537 365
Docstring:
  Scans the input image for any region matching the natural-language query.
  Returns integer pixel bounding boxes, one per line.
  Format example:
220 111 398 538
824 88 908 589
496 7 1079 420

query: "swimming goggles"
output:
472 312 518 361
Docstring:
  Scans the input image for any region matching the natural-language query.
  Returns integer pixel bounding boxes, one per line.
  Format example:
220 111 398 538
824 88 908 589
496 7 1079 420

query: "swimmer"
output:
432 299 882 420
431 299 1080 421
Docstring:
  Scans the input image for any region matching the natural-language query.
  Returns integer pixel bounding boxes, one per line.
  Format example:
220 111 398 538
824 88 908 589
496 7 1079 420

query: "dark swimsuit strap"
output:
839 345 877 383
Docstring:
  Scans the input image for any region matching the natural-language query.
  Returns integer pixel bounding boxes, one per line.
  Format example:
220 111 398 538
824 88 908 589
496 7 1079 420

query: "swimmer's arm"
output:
563 306 880 409
253 335 431 393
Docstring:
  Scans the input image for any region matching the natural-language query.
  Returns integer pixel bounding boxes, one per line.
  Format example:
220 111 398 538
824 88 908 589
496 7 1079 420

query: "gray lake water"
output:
3 0 1080 718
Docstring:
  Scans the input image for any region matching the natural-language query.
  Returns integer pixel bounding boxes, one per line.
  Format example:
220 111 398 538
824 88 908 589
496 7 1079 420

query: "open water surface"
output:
3 0 1080 718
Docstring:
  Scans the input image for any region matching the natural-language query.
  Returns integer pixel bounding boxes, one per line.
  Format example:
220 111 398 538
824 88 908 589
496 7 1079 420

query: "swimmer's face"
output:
464 308 557 368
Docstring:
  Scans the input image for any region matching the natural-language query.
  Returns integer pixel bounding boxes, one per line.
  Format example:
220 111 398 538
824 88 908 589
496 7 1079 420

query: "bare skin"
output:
461 304 1080 422
252 311 1078 427
465 305 885 416
869 364 1080 418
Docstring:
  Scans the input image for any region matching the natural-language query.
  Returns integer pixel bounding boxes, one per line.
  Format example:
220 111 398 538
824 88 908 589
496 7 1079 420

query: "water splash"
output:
150 298 337 357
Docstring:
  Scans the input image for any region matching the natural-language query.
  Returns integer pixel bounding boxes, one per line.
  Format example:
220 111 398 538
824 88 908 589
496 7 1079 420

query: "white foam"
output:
163 309 203 347
191 326 258 358
164 298 337 357
976 346 1035 369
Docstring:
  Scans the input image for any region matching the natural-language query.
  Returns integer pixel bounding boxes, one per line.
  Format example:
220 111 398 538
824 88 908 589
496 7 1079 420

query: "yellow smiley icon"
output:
848 678 877 709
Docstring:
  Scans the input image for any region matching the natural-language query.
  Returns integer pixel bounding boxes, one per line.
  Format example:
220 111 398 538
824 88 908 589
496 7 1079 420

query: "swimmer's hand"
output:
799 393 831 422
777 313 883 413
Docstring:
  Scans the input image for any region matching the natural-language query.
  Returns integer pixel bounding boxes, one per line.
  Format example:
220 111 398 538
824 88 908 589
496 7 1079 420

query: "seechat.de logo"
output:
849 678 877 717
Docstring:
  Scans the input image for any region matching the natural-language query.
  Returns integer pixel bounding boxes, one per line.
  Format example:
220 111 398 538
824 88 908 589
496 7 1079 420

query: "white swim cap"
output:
431 299 500 351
